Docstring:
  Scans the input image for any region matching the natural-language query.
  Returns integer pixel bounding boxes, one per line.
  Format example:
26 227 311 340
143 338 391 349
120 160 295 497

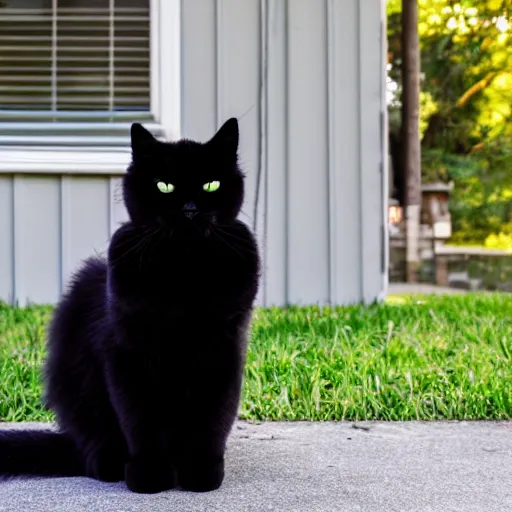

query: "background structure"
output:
0 0 388 307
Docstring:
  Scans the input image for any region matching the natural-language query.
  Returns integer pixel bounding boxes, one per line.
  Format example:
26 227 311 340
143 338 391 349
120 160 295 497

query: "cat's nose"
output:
182 201 198 219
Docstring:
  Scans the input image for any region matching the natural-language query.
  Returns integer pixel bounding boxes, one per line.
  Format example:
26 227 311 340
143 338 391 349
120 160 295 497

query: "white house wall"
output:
0 0 387 307
182 0 387 306
0 175 127 305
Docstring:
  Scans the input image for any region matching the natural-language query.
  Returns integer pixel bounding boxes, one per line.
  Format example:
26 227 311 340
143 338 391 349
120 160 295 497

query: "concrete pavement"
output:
0 421 511 511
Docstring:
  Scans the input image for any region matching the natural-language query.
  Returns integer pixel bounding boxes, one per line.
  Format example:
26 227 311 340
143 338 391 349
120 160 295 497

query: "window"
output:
0 0 180 156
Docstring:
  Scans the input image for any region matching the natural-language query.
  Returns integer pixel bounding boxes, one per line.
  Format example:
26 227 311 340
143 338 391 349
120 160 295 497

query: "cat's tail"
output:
0 429 84 477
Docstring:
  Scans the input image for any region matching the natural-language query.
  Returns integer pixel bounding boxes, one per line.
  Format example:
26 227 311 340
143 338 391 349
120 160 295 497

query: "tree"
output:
402 0 421 282
388 0 512 244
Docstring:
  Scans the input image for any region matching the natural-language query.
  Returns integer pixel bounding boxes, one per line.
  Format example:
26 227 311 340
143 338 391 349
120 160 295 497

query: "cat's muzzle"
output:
182 201 198 220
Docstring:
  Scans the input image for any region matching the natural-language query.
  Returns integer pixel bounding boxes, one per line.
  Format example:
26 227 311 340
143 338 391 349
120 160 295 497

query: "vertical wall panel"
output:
61 177 110 289
181 0 217 141
13 176 61 305
327 0 362 304
0 177 13 303
215 0 261 228
263 0 287 306
109 177 129 236
286 0 329 305
381 0 390 297
359 0 387 303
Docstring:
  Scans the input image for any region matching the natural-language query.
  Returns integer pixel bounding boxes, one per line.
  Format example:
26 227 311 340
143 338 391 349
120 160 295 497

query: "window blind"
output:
0 0 159 146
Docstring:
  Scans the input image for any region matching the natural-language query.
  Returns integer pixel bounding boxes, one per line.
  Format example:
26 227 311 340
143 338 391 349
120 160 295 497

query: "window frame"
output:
0 0 181 175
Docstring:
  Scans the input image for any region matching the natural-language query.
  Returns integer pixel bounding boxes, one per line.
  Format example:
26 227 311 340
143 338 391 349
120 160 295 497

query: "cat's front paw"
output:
125 453 177 494
178 456 224 492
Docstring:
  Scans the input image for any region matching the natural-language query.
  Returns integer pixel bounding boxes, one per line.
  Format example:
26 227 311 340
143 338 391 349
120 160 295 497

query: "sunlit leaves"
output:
388 0 512 147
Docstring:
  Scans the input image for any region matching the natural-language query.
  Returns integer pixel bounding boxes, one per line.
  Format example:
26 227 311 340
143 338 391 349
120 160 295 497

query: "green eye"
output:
203 180 220 192
156 181 174 193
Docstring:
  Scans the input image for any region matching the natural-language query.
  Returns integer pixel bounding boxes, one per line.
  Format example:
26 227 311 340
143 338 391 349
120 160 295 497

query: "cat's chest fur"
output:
108 221 258 308
152 237 239 291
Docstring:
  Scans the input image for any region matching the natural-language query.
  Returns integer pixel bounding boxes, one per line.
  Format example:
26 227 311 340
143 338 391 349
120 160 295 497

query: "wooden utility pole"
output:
401 0 421 282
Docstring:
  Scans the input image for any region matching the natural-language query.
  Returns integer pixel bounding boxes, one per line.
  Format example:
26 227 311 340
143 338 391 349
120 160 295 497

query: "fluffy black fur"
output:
0 118 260 493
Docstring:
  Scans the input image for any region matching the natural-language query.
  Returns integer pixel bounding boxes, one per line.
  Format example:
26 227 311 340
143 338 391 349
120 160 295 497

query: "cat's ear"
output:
209 117 239 155
130 122 156 157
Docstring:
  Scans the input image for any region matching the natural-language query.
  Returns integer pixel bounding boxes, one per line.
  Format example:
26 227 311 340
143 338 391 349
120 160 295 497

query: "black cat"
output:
0 118 260 494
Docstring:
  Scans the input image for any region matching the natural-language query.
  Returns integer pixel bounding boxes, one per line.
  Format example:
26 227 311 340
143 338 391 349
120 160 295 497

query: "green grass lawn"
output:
1 294 511 422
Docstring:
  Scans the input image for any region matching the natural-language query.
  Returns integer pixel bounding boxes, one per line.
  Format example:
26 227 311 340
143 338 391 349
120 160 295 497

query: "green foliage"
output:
422 137 512 243
485 232 512 250
388 1 512 242
2 298 512 422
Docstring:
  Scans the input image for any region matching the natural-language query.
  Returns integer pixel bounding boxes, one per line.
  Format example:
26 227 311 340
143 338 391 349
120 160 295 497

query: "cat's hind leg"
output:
51 387 128 483
44 257 128 483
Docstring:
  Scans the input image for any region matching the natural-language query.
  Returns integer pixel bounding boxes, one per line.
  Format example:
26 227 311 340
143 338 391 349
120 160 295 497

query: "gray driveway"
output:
1 421 511 511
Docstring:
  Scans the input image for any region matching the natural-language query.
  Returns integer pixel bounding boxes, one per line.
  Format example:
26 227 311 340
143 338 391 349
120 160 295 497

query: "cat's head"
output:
123 118 244 228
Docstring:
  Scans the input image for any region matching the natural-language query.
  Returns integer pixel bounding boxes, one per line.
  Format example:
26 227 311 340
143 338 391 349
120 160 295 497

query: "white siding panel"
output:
0 177 13 303
61 177 110 289
13 176 61 305
263 0 287 306
359 0 387 303
215 0 261 228
381 0 390 297
109 177 129 235
327 0 362 304
181 0 217 141
286 0 329 305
